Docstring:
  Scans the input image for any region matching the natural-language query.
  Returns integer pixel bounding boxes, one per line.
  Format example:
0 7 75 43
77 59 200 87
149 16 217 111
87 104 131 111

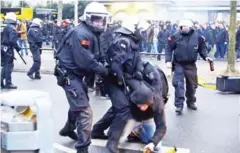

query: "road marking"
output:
53 143 76 153
53 142 190 153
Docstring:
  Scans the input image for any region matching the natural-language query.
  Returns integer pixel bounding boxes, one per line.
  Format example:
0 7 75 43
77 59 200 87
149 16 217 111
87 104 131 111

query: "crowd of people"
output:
140 20 240 61
5 15 240 63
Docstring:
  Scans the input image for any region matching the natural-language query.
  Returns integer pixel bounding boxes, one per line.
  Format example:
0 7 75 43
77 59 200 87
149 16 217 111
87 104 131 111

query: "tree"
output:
62 1 90 20
18 0 30 7
223 0 240 75
57 0 63 22
62 3 74 19
1 1 12 8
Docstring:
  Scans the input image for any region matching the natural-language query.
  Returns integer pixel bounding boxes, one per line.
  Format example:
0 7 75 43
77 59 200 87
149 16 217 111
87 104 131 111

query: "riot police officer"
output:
27 18 45 80
165 19 212 115
52 21 62 50
1 12 21 89
54 2 109 153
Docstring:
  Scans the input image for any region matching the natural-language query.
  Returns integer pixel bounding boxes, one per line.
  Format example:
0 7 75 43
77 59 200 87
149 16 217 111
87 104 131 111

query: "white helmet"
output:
178 19 193 27
121 17 151 34
81 2 109 33
5 12 17 22
121 19 137 34
31 18 42 27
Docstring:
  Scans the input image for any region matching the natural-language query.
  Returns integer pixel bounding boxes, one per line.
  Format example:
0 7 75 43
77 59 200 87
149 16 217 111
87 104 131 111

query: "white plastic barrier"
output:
0 90 54 153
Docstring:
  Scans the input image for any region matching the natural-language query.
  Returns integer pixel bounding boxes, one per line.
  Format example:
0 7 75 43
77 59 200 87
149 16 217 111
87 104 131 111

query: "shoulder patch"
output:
80 40 90 46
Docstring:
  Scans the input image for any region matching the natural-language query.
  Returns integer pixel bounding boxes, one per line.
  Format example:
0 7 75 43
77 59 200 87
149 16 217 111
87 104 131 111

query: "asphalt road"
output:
1 72 239 153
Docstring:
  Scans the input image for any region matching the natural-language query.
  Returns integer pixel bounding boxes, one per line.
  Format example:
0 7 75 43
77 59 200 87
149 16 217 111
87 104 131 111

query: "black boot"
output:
34 74 41 80
59 122 78 141
5 84 17 89
77 147 88 153
187 103 197 110
91 132 108 139
175 107 183 115
27 73 34 79
1 81 4 89
35 71 41 80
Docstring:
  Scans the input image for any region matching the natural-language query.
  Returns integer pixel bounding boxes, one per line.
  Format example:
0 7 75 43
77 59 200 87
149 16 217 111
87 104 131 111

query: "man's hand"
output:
206 57 213 62
144 143 155 152
166 62 172 69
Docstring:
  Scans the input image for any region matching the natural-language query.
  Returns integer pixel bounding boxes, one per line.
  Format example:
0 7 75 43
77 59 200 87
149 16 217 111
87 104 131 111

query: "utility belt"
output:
54 63 84 87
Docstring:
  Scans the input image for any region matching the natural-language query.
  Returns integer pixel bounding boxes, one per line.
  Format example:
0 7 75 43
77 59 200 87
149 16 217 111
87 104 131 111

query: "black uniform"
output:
52 24 62 50
27 24 45 79
1 19 21 89
54 22 108 152
166 29 208 110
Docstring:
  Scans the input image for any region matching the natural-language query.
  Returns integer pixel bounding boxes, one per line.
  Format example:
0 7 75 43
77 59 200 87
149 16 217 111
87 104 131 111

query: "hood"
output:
130 81 154 105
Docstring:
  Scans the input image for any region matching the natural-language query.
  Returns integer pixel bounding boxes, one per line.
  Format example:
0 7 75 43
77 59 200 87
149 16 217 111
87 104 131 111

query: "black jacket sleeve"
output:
198 36 208 60
71 31 108 76
165 36 176 63
150 102 167 146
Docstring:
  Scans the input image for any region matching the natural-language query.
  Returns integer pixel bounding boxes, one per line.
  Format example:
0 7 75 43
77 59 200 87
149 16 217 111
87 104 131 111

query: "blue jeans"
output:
120 119 162 152
19 39 28 55
151 40 158 54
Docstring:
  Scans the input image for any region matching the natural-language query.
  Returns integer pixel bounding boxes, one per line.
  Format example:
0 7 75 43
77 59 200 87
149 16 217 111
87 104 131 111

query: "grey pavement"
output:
14 51 240 83
1 72 239 153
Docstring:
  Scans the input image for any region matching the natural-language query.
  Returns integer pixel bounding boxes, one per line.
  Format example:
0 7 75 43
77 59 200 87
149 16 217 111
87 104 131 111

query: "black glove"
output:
134 71 143 80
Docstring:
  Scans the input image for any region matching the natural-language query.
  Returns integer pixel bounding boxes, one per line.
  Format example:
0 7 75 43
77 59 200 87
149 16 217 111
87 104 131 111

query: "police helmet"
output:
31 18 42 27
4 12 17 24
121 17 151 34
178 19 194 34
81 2 109 33
178 19 193 28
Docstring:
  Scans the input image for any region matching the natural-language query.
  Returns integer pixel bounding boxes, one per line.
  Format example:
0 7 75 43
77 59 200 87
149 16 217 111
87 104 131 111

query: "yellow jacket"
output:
19 23 27 40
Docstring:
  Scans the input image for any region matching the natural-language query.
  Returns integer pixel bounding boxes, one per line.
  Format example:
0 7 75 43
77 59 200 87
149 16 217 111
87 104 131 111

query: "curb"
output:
198 76 216 90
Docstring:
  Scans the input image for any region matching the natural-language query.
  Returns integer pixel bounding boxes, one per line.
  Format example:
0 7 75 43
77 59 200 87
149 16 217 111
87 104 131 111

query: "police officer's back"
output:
1 12 21 89
165 19 212 115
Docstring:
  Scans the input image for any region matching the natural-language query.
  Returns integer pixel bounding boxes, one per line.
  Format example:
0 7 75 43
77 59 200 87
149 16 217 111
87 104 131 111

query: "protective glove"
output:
134 71 143 80
166 62 172 69
206 57 213 62
144 142 155 152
